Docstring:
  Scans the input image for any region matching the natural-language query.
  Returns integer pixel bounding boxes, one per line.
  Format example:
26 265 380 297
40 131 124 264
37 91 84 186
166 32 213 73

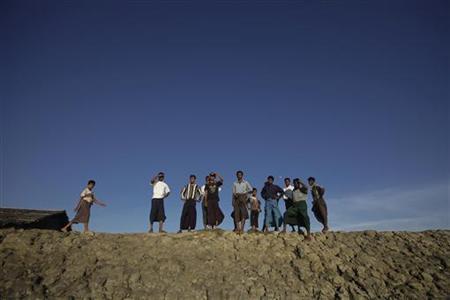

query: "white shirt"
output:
80 188 94 203
283 185 294 200
232 180 253 195
151 181 170 199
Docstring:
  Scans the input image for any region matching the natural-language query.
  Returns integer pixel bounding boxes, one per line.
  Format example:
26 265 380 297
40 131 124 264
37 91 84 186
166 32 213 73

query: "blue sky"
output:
1 0 448 233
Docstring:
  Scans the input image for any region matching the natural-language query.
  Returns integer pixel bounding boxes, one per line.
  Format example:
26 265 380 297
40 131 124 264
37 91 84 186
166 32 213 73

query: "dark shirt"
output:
311 185 325 201
205 180 223 201
261 182 284 200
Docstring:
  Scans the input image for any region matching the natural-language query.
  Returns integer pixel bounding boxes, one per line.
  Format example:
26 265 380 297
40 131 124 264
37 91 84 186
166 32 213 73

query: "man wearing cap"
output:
149 172 171 233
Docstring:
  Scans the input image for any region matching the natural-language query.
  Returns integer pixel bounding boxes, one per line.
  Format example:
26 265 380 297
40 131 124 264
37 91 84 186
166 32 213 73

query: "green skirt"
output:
283 201 310 231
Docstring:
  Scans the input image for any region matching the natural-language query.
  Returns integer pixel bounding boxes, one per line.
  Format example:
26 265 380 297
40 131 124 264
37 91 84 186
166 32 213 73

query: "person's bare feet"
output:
304 235 312 241
61 227 68 232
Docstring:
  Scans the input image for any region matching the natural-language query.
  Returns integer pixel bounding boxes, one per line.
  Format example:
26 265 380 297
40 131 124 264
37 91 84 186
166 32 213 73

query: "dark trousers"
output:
202 204 208 227
250 210 259 228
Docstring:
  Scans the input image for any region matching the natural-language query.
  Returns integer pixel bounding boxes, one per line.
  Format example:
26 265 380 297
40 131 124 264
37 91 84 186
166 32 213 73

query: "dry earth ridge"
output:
0 229 449 299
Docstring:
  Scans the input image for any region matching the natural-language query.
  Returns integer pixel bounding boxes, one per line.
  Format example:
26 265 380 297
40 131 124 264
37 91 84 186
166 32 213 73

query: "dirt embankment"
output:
0 229 449 299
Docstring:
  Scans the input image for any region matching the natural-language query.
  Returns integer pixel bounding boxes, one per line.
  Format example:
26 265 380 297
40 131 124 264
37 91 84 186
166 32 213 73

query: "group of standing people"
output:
149 172 227 233
149 171 329 240
61 171 329 238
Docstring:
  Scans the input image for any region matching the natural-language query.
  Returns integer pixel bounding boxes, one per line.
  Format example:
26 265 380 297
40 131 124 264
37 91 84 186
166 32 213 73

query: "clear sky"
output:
1 0 448 233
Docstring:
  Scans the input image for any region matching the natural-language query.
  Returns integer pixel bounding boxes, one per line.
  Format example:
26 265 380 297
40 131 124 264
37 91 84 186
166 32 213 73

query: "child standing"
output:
249 188 261 232
61 180 106 233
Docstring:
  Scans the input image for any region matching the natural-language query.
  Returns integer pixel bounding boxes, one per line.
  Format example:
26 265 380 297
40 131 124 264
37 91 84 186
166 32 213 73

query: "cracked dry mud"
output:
0 229 449 299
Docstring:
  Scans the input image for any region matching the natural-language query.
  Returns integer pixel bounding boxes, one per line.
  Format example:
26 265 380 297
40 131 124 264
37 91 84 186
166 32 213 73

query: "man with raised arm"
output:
149 172 170 233
204 172 225 229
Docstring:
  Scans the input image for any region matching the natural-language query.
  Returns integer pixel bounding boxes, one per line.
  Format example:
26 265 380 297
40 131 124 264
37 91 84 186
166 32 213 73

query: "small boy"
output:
61 180 106 233
249 188 261 232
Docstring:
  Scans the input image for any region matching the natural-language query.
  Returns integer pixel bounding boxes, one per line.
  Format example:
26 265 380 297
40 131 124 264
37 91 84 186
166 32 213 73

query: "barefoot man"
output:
178 174 202 233
232 170 253 234
261 176 284 232
149 172 170 233
308 176 329 233
61 179 106 233
282 178 311 241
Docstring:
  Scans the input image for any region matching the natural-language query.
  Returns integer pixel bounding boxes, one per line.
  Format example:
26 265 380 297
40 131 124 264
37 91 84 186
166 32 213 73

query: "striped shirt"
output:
181 184 201 200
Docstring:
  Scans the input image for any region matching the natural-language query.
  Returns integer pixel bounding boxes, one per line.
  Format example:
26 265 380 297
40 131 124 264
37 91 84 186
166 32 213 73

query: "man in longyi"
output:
232 170 253 234
282 178 311 241
204 172 225 229
179 175 202 233
149 172 171 233
308 176 329 233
